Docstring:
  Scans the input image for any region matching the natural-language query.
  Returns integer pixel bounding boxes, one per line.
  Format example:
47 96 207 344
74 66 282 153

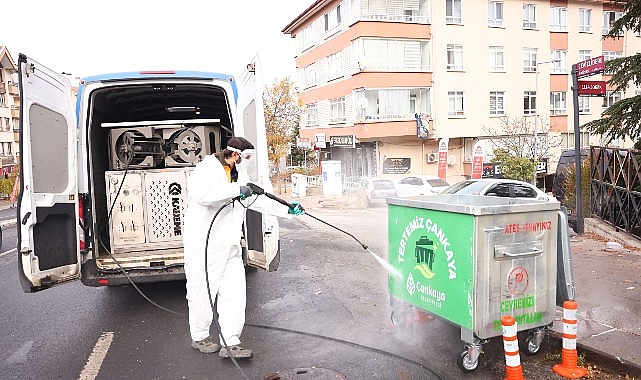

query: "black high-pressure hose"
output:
202 196 249 380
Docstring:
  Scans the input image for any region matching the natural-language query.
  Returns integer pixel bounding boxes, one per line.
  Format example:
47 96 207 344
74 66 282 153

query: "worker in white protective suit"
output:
183 136 304 359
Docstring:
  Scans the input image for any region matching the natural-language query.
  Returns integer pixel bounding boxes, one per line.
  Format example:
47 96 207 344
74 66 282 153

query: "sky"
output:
2 0 314 84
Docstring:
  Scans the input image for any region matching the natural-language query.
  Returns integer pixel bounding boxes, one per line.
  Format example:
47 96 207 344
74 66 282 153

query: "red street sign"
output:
576 56 604 78
578 80 606 97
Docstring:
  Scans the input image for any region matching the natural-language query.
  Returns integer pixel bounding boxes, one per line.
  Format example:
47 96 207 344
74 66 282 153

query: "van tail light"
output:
78 196 85 250
370 190 376 199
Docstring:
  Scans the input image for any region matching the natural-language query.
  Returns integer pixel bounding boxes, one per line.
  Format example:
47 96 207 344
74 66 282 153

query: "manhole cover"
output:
263 367 347 380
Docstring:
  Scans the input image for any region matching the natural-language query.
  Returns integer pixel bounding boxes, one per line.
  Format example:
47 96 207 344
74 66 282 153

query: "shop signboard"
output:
383 158 411 174
329 135 355 148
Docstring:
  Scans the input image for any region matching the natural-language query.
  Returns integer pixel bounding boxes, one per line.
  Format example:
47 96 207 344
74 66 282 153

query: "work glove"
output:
239 185 253 200
288 200 305 216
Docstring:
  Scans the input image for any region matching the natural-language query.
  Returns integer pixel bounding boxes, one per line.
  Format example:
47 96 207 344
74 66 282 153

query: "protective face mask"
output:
235 155 252 172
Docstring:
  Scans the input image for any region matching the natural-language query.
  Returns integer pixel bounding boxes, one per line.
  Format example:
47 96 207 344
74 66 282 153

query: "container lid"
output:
387 194 560 215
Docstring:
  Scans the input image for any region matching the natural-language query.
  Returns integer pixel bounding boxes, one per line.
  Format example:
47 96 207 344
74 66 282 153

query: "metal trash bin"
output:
387 194 571 372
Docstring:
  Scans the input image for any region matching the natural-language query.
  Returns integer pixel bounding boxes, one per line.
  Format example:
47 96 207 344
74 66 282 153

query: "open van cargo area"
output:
85 82 235 270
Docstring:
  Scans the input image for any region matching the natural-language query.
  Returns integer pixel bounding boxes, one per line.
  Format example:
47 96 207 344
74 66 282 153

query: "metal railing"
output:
590 146 641 239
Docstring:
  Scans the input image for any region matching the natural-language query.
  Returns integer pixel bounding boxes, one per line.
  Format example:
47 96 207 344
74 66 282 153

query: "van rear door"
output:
236 56 280 271
17 54 80 292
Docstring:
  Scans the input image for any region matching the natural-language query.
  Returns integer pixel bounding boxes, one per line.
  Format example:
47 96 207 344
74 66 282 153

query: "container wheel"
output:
390 309 406 327
457 350 479 372
521 334 541 355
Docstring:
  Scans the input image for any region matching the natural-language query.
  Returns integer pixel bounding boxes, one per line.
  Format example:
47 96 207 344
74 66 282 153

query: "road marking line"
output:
0 248 16 257
78 332 114 380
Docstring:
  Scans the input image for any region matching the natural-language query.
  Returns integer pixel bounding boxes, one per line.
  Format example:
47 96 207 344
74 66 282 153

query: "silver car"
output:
441 179 551 201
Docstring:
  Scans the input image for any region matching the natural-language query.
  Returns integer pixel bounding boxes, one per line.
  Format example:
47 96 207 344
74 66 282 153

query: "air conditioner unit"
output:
426 152 438 163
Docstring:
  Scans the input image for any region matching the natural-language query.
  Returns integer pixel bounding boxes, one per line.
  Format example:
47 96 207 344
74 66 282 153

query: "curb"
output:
547 330 641 377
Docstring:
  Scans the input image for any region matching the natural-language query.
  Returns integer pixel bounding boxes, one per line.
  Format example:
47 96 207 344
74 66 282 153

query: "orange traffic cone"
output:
502 316 525 380
553 300 588 378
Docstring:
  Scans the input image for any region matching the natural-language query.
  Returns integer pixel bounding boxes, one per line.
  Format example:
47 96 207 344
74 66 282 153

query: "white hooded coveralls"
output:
183 154 287 345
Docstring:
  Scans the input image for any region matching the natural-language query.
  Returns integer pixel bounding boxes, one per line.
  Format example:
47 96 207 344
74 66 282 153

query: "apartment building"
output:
0 46 19 176
282 0 640 187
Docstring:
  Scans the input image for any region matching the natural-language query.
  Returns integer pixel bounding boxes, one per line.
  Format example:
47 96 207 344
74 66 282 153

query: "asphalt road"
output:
0 204 616 379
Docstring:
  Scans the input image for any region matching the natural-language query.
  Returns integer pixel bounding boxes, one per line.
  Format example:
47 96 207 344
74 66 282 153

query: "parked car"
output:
395 175 450 197
353 178 397 207
552 148 589 203
441 178 552 201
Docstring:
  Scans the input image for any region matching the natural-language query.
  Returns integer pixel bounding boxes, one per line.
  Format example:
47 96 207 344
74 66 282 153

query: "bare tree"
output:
482 115 564 161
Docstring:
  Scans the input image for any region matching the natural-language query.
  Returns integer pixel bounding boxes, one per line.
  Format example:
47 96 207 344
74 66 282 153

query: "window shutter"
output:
404 40 421 69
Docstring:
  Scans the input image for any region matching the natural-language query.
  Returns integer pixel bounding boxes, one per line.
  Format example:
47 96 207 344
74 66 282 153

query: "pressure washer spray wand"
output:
248 182 367 250
248 183 402 280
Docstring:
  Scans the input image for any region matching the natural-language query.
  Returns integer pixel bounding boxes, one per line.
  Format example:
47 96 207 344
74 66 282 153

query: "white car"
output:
396 175 450 197
441 178 552 201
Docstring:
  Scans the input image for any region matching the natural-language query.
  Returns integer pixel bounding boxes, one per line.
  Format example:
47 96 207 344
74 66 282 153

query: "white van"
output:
17 54 280 292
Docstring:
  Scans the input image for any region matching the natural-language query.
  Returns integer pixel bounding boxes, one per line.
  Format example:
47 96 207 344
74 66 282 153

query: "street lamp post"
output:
533 59 561 186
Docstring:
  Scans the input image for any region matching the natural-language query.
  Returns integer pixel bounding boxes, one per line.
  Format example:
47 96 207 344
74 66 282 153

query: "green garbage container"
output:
387 194 565 372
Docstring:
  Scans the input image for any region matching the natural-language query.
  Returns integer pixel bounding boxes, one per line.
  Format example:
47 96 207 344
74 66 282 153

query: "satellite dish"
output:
357 97 369 110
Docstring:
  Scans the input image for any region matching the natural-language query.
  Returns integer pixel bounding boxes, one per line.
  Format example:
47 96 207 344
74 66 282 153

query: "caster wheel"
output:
521 334 541 355
457 350 479 372
390 309 407 327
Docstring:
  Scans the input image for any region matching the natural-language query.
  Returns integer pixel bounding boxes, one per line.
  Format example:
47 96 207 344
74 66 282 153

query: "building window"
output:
523 4 537 29
356 88 429 120
524 91 536 115
563 132 589 148
490 91 505 115
578 97 591 114
360 0 430 23
550 92 566 115
463 137 476 161
327 51 343 80
549 7 568 32
4 143 11 156
603 91 622 108
550 50 567 74
306 103 318 126
356 38 430 71
446 0 462 24
303 64 316 88
298 25 314 51
488 1 503 27
0 93 4 106
448 91 465 117
447 44 464 71
579 8 592 32
523 48 537 72
329 97 346 123
489 46 505 71
602 11 623 35
603 51 623 74
578 50 591 62
325 5 342 33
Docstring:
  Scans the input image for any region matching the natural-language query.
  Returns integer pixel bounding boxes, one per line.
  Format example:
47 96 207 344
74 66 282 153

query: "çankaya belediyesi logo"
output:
397 216 457 283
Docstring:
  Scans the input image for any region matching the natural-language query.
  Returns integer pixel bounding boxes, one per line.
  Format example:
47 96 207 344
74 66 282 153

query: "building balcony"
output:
8 84 18 96
10 107 19 118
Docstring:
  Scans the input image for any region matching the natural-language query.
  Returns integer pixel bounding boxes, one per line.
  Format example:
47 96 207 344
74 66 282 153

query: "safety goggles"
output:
227 146 255 160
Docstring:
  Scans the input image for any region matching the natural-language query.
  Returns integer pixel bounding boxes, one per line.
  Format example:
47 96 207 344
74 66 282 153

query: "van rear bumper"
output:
81 259 185 286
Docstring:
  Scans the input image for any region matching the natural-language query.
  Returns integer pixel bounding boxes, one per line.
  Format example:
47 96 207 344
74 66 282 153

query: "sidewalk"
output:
297 192 641 377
